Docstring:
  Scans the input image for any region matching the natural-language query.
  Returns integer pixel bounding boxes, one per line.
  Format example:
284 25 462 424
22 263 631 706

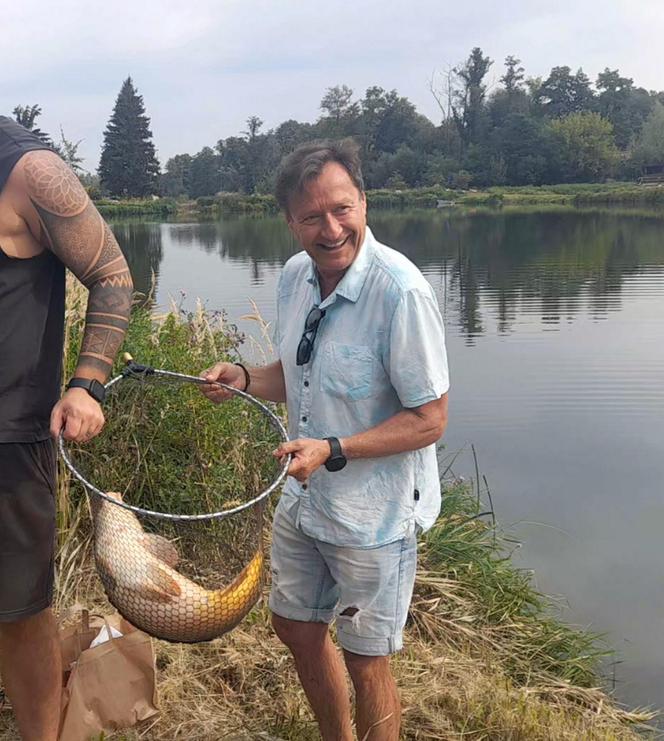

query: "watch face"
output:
325 456 347 472
90 380 106 402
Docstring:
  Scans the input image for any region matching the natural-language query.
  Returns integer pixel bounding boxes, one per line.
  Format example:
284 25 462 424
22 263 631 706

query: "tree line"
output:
15 48 664 198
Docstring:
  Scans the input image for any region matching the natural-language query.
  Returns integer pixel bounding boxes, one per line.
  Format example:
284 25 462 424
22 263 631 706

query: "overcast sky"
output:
2 0 662 172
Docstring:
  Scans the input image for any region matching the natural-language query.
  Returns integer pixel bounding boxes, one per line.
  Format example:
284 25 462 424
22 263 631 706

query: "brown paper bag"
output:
59 610 159 741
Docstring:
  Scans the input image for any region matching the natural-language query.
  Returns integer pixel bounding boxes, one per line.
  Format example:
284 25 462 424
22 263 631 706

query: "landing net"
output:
59 359 290 643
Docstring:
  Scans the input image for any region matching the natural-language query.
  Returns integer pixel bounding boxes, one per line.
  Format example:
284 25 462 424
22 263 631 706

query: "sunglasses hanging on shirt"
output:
296 306 326 366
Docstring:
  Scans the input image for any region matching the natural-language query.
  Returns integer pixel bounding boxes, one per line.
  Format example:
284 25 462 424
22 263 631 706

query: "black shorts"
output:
0 440 57 622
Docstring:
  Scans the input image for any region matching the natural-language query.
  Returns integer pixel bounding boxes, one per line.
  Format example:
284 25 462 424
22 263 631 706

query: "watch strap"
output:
66 377 106 403
325 436 343 459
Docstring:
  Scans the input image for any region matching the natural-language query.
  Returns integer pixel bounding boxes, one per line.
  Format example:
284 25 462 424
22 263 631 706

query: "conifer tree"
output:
99 77 160 196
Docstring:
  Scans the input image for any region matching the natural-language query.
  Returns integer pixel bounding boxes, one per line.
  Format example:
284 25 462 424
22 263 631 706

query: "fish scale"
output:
92 492 264 643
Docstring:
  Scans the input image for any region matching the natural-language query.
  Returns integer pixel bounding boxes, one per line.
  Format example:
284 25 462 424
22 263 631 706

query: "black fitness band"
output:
234 362 251 392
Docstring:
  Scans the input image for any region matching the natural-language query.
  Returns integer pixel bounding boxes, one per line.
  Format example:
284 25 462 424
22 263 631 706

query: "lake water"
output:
112 207 664 716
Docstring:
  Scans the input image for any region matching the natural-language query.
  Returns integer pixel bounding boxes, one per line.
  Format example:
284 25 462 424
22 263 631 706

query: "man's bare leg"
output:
0 608 61 741
272 614 353 741
344 651 400 741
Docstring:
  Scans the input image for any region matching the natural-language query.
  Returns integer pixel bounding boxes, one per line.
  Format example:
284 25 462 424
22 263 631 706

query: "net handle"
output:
58 365 291 521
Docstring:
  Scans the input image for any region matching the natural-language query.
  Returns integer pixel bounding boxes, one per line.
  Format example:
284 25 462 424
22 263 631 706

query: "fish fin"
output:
142 533 180 568
142 563 182 602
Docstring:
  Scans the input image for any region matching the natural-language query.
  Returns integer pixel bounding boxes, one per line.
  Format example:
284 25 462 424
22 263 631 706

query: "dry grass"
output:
3 568 650 741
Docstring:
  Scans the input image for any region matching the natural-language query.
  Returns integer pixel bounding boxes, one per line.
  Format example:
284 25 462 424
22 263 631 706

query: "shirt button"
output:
302 484 308 491
304 380 309 387
302 416 307 422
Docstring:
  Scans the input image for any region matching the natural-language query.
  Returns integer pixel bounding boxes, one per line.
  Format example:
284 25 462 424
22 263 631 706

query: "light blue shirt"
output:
275 227 450 547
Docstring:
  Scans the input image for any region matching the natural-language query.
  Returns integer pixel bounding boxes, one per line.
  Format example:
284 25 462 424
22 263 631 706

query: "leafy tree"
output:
420 153 460 186
631 102 664 167
146 48 664 192
463 143 493 185
273 118 312 156
79 172 101 199
489 56 531 128
492 113 550 184
273 119 314 156
57 127 84 173
488 88 530 129
453 47 493 145
12 104 55 147
244 115 263 142
188 147 220 198
436 118 464 160
360 87 425 154
596 69 653 148
548 112 618 181
161 154 192 197
320 85 359 123
98 77 160 197
242 116 276 193
216 136 249 192
316 85 360 140
536 66 595 117
501 56 525 95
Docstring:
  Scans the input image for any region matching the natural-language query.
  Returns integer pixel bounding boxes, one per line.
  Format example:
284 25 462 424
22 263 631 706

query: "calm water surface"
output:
112 208 664 715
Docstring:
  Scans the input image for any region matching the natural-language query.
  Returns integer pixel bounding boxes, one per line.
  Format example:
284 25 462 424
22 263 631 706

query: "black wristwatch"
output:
66 377 107 403
324 436 347 472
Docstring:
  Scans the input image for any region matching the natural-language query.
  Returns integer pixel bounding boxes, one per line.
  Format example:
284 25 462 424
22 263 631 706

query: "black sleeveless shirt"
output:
0 116 65 442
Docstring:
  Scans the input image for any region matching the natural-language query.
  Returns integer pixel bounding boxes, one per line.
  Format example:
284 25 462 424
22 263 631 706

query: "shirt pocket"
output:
321 342 375 401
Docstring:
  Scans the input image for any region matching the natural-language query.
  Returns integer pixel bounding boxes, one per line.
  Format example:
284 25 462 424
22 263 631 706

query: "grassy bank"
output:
458 183 664 208
0 288 654 740
94 198 179 217
93 182 664 219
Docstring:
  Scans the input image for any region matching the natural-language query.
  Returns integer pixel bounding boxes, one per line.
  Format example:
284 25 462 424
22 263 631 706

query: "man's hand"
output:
200 362 246 403
50 388 105 442
273 438 330 482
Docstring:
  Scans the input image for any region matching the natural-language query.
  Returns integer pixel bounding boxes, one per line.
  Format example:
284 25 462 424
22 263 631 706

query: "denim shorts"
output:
269 499 418 656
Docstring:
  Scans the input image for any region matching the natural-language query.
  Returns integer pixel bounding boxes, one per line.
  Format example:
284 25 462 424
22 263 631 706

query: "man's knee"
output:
343 650 391 685
271 613 329 654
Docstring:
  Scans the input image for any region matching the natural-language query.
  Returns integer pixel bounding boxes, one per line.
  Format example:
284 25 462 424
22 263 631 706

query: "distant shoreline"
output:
94 182 664 219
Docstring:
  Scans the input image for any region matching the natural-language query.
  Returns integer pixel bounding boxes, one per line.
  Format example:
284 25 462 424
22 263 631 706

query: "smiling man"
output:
201 139 449 740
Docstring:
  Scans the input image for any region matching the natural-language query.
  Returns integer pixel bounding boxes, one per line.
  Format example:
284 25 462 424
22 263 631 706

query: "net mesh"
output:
63 371 286 643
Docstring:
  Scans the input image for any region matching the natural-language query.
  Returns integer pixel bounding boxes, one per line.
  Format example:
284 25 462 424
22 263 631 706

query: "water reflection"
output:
114 208 664 340
168 220 295 262
110 220 164 301
370 210 664 342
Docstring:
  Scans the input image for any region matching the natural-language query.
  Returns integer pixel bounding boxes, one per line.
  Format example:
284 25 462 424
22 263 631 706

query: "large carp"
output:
92 491 263 643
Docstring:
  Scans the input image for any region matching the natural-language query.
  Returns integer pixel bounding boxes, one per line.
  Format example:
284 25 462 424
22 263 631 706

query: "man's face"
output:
287 162 367 280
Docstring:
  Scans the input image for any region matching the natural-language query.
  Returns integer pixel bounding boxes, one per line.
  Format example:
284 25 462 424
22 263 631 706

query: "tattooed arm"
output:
16 150 133 440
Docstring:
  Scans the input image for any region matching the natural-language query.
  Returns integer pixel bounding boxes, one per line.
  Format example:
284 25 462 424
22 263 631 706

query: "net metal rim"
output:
59 366 291 521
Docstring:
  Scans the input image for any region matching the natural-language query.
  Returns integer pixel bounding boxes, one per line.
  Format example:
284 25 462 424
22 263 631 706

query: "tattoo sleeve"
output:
24 151 133 380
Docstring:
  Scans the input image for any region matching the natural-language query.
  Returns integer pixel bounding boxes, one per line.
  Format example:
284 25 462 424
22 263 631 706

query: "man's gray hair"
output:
275 138 365 214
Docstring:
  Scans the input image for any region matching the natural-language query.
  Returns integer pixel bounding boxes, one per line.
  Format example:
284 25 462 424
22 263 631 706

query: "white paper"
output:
89 624 123 649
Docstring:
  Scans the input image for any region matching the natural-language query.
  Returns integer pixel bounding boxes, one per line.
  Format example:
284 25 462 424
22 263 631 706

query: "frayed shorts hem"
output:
336 629 401 657
269 597 402 656
269 596 334 624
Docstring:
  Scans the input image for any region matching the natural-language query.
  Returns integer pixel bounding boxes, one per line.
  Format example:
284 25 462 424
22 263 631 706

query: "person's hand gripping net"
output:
200 362 247 403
